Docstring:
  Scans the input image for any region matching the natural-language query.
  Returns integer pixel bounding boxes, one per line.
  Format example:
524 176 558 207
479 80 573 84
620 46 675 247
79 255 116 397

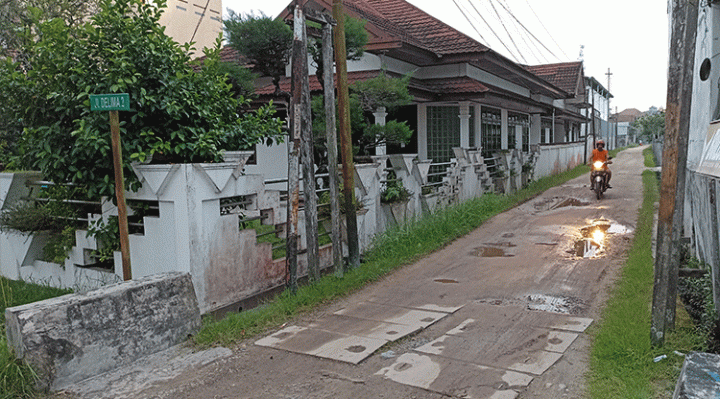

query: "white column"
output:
530 114 541 145
373 106 388 155
459 102 470 148
501 109 509 149
474 104 482 149
515 125 522 151
418 104 428 160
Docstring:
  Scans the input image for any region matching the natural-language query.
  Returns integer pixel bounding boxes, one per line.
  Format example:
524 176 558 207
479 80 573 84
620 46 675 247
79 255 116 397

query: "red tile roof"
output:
524 61 583 95
345 0 489 55
255 70 488 97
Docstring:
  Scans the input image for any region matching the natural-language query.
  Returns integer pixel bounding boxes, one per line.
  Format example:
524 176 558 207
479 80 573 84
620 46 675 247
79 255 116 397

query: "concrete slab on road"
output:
377 352 533 399
256 302 457 364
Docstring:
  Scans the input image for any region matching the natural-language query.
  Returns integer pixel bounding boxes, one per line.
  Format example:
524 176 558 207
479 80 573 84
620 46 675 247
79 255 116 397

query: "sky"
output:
222 0 669 113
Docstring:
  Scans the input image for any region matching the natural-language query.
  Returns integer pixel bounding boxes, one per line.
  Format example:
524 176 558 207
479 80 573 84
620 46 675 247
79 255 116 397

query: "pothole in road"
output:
477 295 586 315
551 198 590 210
474 246 514 257
434 278 459 284
526 294 585 315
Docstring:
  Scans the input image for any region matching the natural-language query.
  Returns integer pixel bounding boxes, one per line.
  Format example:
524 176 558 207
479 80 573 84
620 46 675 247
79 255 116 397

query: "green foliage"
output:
632 111 665 141
380 174 412 204
2 0 283 199
308 16 368 90
0 201 56 234
224 11 292 92
43 225 77 265
217 61 258 101
350 71 413 112
1 277 72 399
362 120 413 150
87 217 120 263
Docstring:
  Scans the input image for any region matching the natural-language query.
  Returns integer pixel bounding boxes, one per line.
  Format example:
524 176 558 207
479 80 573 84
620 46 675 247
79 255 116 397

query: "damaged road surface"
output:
55 147 647 399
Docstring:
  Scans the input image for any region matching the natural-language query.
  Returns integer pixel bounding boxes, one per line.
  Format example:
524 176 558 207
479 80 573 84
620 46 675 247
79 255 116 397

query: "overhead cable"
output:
452 0 489 45
487 0 527 64
464 0 522 63
496 0 549 64
522 0 571 60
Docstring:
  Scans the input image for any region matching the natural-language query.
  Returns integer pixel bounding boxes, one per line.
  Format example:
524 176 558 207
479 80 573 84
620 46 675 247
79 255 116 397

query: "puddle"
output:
434 278 459 284
346 345 366 353
484 241 516 248
475 246 514 257
551 198 590 210
574 238 601 258
607 223 633 234
526 294 584 315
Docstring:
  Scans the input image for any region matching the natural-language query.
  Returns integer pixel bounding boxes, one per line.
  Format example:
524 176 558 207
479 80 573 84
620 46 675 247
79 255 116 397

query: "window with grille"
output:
541 118 553 144
508 112 529 151
481 107 501 155
427 106 461 164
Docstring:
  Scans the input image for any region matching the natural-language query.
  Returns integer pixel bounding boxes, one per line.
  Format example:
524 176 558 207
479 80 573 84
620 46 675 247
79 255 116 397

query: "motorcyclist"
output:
590 140 612 189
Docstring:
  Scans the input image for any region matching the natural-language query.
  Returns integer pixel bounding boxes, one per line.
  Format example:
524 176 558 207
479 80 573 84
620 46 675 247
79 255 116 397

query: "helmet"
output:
597 140 605 147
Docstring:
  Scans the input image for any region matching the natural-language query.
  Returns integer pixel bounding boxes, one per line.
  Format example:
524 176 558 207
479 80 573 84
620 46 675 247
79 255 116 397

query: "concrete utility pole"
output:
321 20 344 277
333 0 360 268
651 0 698 347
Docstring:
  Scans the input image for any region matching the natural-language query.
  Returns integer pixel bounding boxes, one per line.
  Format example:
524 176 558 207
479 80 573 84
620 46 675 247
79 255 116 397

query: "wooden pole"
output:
109 110 131 281
332 0 360 268
298 7 320 283
286 1 303 294
322 21 343 277
651 0 698 346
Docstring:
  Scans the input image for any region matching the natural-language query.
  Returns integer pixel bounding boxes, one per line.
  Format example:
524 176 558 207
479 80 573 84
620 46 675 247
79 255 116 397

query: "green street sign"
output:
90 93 130 111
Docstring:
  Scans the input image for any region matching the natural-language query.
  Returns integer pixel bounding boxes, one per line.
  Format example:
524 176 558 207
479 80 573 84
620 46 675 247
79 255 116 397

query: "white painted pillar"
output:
501 109 509 150
373 106 388 155
530 114 541 145
459 102 470 148
418 104 428 160
515 125 522 151
474 104 482 149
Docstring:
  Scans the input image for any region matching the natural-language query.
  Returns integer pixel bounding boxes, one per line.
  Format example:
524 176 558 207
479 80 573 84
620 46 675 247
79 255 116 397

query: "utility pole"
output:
333 0 360 268
321 19 344 277
605 68 613 149
651 0 698 347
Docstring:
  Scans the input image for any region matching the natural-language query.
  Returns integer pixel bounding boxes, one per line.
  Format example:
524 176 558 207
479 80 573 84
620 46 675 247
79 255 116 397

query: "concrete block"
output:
673 352 720 399
4 272 201 391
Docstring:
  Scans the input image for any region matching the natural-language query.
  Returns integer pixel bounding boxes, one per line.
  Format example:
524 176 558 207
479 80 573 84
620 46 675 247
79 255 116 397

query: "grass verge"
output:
194 163 591 346
587 147 705 398
0 277 72 399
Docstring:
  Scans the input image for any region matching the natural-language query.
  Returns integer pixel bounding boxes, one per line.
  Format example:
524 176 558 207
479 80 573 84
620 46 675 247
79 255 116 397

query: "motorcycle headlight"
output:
593 161 604 169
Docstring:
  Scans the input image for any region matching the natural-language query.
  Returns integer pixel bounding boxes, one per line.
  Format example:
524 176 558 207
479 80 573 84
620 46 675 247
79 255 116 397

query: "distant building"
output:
610 108 643 147
158 0 223 57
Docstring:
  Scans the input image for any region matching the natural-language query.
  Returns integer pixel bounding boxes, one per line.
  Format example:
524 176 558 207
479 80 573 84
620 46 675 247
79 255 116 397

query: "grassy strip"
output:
587 147 705 398
0 277 72 399
194 163 591 346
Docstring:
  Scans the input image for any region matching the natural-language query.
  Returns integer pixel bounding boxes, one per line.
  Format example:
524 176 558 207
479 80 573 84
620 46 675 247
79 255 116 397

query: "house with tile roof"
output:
239 0 591 184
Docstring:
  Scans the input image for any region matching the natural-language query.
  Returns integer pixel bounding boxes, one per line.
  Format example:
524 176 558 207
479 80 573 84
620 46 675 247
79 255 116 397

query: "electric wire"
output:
452 0 489 45
495 0 561 62
464 0 522 63
522 0 570 60
496 0 548 64
487 0 527 63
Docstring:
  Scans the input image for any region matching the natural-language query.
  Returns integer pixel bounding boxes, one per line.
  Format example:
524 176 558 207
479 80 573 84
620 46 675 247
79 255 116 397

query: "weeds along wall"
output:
0 143 584 314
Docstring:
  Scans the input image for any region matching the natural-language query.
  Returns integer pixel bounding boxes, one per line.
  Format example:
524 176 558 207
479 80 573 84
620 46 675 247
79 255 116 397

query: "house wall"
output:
158 0 223 57
684 2 720 310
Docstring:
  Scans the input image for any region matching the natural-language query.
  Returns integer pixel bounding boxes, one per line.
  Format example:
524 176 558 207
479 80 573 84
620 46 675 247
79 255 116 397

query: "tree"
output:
308 16 367 91
0 0 99 60
312 71 414 157
2 0 283 199
632 110 666 142
224 12 293 95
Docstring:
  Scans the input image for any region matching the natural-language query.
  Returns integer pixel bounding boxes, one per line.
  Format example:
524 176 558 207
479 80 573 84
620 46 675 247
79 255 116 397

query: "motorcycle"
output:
591 160 612 200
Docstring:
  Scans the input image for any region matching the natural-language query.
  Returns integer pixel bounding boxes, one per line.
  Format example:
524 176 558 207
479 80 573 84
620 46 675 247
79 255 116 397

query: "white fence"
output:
0 142 587 313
